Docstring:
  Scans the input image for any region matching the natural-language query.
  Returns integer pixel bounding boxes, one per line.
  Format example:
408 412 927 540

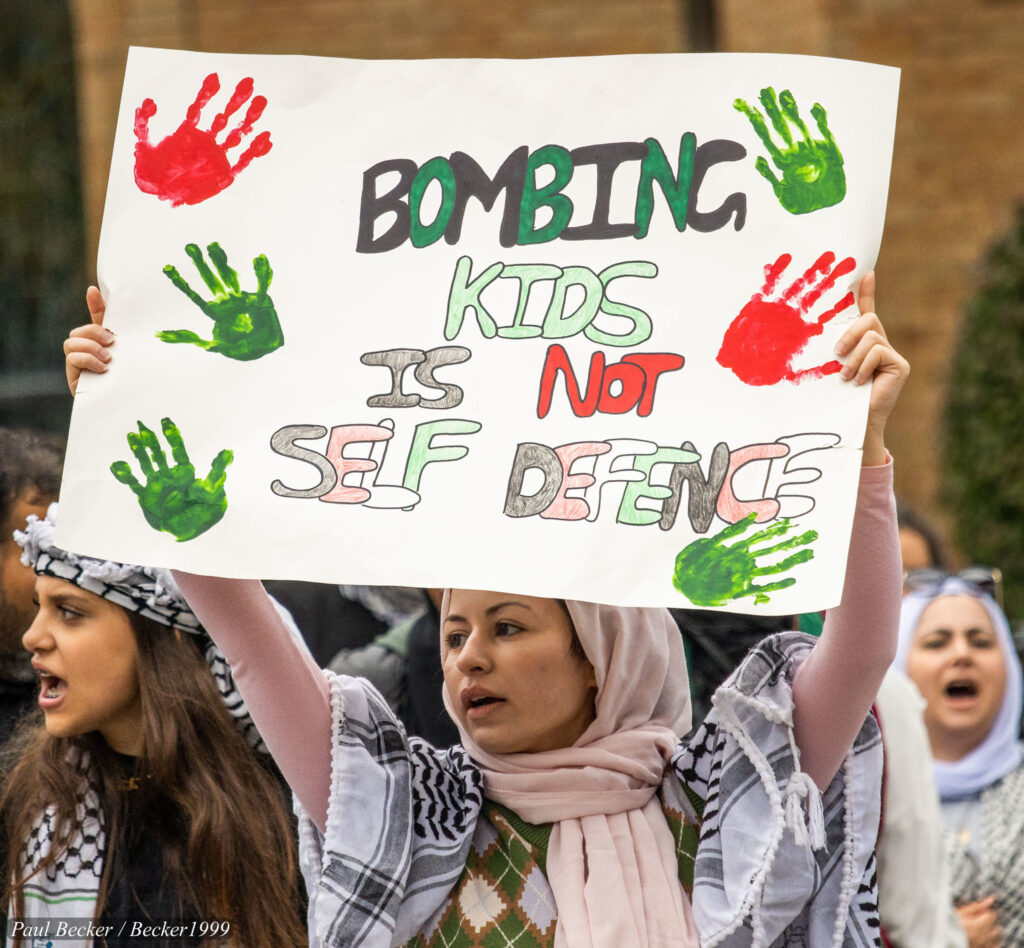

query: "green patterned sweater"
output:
406 782 703 947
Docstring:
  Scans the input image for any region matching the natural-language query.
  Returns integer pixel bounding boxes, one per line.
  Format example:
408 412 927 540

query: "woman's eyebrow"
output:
485 601 533 617
444 602 535 624
49 592 92 609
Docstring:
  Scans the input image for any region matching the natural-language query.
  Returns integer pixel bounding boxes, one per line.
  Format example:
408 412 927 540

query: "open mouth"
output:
462 691 506 718
945 680 978 699
468 696 502 709
38 673 67 702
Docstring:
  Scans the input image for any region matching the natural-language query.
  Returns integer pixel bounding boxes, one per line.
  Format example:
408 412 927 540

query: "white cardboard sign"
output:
57 48 899 611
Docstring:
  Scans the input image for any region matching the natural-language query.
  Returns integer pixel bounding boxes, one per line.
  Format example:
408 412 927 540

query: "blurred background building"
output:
3 0 1023 612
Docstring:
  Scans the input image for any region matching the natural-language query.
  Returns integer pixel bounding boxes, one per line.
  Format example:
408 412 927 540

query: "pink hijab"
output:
442 596 698 947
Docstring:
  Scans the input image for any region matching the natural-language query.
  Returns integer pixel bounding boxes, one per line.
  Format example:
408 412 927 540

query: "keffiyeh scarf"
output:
945 760 1024 943
298 633 884 948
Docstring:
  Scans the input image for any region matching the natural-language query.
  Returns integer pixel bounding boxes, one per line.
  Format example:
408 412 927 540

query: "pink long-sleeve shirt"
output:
173 459 899 832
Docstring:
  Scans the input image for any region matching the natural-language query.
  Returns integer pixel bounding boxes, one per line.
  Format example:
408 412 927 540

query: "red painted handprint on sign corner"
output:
134 73 273 207
716 251 856 386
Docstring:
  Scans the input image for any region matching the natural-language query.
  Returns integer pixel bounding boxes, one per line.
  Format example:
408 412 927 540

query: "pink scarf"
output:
443 598 698 947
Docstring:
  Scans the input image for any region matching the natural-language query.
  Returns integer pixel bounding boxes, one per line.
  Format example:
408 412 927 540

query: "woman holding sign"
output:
65 278 908 947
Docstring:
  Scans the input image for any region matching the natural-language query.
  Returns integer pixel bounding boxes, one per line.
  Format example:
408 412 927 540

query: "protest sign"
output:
57 48 899 611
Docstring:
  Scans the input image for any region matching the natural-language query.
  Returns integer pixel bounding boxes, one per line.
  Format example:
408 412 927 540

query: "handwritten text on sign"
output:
56 50 899 611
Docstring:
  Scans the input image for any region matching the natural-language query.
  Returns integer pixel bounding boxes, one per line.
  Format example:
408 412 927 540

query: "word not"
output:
503 432 839 532
445 257 657 346
537 344 685 418
362 346 471 409
270 418 481 510
357 135 747 252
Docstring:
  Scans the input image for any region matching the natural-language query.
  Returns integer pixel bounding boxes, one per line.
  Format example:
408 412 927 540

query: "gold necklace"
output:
119 773 152 792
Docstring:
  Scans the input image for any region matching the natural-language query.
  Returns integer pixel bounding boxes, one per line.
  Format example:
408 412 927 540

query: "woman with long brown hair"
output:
1 505 307 947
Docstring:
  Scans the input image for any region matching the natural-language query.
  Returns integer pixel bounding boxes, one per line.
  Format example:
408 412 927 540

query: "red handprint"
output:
716 251 856 386
134 73 273 207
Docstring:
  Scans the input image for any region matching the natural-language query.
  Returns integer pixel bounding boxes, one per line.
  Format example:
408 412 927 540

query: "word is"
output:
362 346 471 409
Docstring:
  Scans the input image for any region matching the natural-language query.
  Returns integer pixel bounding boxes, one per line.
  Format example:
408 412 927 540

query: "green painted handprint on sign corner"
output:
159 242 283 361
111 418 234 542
734 87 846 215
672 514 818 607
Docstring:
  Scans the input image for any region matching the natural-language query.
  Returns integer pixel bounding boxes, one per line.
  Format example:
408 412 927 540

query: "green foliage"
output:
944 206 1024 625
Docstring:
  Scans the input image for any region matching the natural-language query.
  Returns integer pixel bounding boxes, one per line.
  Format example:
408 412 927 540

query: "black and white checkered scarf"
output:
947 760 1024 945
298 633 884 947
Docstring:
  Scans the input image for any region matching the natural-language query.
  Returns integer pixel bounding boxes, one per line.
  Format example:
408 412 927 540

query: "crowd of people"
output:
0 272 1015 948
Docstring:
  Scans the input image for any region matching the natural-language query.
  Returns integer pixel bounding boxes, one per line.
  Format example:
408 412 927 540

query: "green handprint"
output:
158 242 284 361
672 514 818 607
110 417 234 542
734 87 846 215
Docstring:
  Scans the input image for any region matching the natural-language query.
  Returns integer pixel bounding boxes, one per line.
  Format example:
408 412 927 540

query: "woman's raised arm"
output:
791 272 910 789
65 289 333 830
172 571 333 832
